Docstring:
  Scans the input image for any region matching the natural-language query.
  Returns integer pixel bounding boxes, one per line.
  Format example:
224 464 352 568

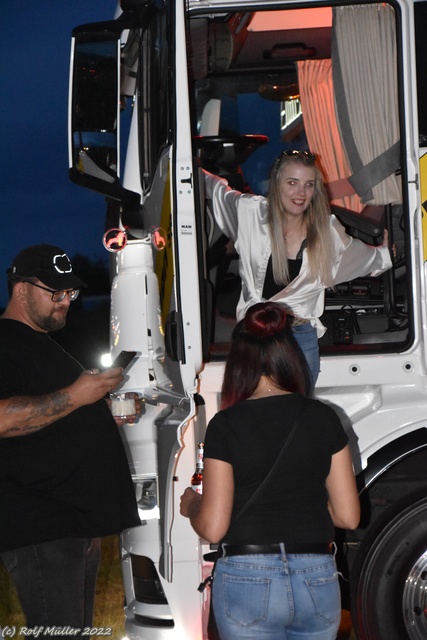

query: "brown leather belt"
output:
219 543 333 557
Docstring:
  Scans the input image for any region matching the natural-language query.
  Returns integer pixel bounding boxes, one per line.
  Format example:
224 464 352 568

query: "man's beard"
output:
31 307 68 332
38 314 67 331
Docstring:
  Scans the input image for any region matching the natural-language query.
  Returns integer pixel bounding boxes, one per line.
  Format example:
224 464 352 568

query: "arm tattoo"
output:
3 391 73 436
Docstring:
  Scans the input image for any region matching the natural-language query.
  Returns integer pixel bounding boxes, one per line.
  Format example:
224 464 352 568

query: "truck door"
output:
69 3 209 636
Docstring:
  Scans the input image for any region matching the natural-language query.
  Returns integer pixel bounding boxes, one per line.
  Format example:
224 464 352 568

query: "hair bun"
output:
244 302 289 337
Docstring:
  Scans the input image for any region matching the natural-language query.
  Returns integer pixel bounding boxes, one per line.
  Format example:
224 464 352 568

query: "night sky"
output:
4 2 427 313
0 1 118 308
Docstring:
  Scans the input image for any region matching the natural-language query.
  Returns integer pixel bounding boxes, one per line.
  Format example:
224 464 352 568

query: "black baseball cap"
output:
7 244 87 290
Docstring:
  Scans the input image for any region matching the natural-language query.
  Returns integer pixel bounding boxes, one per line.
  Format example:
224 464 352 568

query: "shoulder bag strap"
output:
199 397 306 592
232 396 306 524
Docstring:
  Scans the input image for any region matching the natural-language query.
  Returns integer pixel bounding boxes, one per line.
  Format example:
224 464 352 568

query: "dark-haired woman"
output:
180 302 360 639
205 150 392 386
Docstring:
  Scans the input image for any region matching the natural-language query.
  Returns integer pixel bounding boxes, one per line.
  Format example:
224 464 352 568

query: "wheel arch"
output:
358 427 427 494
346 430 427 638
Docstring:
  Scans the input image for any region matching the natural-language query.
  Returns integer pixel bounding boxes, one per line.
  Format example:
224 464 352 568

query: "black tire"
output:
351 488 427 639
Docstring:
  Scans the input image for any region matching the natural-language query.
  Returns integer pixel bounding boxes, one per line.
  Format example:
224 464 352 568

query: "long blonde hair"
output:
267 152 334 287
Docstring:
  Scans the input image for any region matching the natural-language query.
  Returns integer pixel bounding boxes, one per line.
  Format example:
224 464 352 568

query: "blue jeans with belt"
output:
212 550 341 639
0 537 101 634
292 324 320 389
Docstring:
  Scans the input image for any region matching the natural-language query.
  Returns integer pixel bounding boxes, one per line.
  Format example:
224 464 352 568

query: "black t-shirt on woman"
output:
204 394 348 545
0 319 140 552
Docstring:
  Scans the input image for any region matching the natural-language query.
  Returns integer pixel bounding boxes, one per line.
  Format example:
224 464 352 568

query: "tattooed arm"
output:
0 367 124 437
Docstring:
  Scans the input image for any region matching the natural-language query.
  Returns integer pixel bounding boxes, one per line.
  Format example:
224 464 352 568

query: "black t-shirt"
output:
0 319 140 552
204 394 348 544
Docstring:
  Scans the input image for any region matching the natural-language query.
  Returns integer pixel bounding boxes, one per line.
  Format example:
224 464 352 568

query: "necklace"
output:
284 230 305 242
284 220 305 241
248 376 291 400
249 386 291 400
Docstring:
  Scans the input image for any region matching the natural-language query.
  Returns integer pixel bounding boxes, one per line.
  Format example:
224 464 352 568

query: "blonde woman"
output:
205 150 392 386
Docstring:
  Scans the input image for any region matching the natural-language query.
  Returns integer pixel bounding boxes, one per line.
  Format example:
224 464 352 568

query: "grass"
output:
93 536 127 638
0 536 127 640
1 537 356 639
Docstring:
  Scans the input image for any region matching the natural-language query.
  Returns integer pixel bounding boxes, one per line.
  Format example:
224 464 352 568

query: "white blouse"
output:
205 171 392 337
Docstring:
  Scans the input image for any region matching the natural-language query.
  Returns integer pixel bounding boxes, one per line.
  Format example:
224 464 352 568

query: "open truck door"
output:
68 0 427 638
69 3 210 637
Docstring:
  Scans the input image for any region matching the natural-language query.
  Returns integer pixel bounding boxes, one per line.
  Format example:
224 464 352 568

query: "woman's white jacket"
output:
205 171 392 337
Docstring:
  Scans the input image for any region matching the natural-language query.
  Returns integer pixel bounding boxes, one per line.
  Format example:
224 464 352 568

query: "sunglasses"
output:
277 150 316 161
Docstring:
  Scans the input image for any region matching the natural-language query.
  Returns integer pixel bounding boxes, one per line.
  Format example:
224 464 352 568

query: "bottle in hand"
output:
191 442 204 494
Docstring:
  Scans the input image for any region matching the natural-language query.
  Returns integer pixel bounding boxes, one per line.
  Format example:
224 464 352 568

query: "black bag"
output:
198 564 219 639
207 592 221 640
199 399 306 639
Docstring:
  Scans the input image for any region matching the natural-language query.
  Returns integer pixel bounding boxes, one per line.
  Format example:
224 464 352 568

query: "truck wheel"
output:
351 488 427 640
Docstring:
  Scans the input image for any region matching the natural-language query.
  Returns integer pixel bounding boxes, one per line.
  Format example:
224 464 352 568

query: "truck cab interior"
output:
186 3 411 361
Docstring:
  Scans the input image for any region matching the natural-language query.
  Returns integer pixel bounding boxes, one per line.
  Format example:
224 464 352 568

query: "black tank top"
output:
262 240 306 299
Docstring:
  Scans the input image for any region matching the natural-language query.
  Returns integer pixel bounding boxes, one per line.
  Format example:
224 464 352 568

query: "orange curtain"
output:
297 59 363 213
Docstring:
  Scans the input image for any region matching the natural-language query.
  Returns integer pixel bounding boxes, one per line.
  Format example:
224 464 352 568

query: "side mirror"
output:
70 27 119 183
68 19 140 209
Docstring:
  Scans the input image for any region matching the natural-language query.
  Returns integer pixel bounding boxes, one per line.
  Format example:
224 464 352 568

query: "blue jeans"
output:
0 537 101 635
212 550 341 639
292 324 320 389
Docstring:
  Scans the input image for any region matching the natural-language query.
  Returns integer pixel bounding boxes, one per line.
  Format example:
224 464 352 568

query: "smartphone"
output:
110 350 137 373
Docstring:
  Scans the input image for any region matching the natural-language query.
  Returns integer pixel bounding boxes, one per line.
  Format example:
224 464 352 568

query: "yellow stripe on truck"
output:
155 166 174 329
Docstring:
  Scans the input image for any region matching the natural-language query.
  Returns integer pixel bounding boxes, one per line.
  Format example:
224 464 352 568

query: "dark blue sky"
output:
0 1 118 307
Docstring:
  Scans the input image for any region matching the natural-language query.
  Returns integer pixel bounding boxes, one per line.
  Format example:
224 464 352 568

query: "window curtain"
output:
297 59 363 212
332 3 402 205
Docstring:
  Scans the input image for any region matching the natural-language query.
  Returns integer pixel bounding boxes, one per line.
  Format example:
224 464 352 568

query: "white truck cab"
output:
69 1 427 637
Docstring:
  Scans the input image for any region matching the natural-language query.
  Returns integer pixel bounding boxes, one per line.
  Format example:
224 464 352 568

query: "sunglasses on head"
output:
278 150 316 161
